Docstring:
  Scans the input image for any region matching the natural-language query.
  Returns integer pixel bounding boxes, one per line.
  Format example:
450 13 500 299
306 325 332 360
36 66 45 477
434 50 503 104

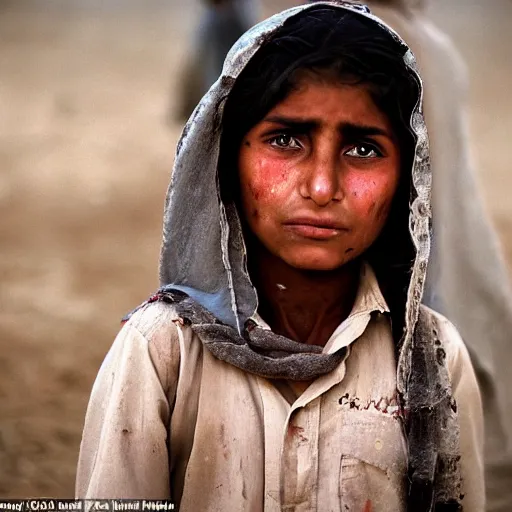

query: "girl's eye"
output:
345 144 381 158
269 134 302 149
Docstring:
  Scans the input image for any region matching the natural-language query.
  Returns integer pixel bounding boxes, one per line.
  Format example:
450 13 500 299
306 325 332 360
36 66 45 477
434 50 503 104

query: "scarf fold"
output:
145 288 348 381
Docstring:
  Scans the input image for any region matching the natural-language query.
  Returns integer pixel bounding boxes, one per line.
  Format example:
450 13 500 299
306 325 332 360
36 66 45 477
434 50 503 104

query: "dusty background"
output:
0 0 511 498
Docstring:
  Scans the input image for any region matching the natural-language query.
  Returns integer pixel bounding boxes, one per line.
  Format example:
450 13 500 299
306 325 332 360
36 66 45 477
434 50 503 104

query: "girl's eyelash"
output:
268 134 303 149
348 140 383 155
266 130 299 139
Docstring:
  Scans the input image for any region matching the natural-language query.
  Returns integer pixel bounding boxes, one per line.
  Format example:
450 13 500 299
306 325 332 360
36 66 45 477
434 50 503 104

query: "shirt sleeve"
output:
438 314 485 512
75 303 180 499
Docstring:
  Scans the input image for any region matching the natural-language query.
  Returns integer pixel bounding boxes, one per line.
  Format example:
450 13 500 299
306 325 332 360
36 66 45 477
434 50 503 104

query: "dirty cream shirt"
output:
76 265 484 511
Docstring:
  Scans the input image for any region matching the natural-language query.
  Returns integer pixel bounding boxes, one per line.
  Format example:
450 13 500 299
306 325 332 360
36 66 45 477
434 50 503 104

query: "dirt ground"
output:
0 0 511 498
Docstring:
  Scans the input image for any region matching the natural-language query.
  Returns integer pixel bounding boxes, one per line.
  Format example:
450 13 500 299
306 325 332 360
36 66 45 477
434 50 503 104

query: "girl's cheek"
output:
346 171 398 219
244 154 295 203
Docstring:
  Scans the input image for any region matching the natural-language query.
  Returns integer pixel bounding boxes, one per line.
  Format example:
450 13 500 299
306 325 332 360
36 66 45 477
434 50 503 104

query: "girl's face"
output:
238 75 402 271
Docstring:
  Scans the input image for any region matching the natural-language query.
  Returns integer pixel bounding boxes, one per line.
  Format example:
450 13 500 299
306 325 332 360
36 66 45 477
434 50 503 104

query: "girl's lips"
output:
283 223 343 240
283 216 349 239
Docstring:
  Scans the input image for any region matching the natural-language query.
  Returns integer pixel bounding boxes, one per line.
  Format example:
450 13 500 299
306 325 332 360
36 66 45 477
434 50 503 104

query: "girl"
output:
77 3 484 511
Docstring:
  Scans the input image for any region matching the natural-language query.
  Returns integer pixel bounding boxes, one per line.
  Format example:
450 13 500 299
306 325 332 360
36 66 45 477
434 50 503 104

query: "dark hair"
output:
220 6 420 345
221 6 419 164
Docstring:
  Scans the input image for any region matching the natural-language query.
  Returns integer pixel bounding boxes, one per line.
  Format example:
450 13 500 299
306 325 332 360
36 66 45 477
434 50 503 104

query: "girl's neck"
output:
249 243 361 347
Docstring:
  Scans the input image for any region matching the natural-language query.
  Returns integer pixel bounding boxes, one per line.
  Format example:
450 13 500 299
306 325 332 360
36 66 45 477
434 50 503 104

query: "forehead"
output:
262 73 394 133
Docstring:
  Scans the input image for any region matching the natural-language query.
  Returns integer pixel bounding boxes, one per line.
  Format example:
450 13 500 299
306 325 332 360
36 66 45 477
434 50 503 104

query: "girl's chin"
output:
281 249 357 272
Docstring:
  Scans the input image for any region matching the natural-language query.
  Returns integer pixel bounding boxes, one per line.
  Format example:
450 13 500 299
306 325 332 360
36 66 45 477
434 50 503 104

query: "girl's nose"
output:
300 147 343 206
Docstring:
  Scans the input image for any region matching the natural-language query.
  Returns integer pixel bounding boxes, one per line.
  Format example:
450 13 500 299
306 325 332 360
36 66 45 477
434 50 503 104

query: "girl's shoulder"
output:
114 301 199 393
125 299 184 340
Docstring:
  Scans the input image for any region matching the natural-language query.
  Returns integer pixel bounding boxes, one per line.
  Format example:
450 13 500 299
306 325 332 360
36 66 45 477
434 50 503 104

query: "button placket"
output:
256 377 290 512
281 400 321 511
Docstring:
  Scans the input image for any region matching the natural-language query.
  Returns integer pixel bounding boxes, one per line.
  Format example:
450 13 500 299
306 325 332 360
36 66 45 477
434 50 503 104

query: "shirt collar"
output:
351 261 390 316
250 261 390 346
321 261 389 354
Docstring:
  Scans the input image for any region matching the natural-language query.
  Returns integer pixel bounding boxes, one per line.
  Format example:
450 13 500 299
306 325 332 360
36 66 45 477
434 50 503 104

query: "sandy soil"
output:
0 0 510 498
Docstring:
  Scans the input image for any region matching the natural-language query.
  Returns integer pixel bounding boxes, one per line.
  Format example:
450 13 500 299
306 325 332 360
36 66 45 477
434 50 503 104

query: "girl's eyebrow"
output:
263 115 391 139
341 123 392 140
263 115 317 133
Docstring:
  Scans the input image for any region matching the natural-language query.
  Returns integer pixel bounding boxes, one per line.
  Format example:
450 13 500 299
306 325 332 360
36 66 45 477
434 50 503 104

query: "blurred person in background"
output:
175 0 260 120
175 1 512 509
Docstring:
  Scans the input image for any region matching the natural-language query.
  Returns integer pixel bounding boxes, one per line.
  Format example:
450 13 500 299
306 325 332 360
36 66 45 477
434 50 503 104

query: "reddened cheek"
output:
241 153 294 203
248 182 261 201
345 171 398 215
